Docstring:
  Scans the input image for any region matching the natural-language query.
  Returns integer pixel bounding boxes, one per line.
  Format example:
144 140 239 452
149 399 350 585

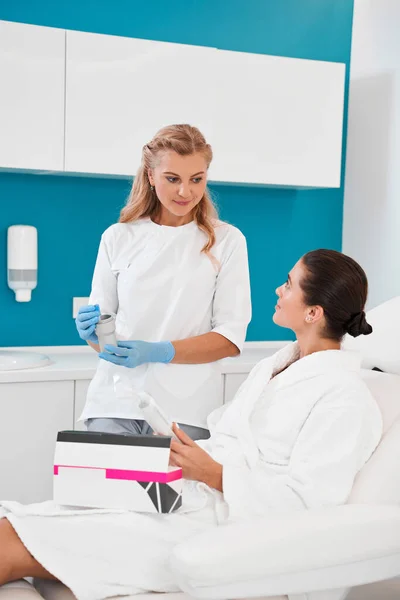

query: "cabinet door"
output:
212 49 345 187
223 373 249 404
73 379 91 431
65 30 217 176
0 20 65 171
0 381 73 504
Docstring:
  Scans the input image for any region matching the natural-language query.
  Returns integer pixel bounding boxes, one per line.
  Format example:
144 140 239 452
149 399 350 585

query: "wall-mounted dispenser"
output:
7 225 38 302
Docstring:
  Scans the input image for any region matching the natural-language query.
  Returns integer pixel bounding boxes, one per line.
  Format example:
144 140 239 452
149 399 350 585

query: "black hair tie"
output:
346 311 365 329
346 310 373 337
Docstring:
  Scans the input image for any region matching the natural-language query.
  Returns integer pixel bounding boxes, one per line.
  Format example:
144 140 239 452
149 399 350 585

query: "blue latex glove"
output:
75 304 100 343
99 340 175 369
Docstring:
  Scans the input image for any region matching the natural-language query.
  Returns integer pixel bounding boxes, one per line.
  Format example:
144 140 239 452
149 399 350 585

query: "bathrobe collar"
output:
233 342 362 468
270 341 362 386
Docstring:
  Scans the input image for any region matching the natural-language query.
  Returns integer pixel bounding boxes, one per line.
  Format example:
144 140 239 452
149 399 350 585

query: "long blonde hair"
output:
119 124 218 253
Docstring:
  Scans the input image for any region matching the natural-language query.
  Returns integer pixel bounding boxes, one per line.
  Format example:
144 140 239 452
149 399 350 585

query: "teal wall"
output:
0 0 354 346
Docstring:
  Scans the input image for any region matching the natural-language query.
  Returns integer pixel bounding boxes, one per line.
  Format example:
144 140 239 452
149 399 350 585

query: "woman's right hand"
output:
169 424 223 491
75 305 100 343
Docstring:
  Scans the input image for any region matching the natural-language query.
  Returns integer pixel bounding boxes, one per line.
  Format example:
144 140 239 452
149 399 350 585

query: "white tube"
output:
138 392 178 439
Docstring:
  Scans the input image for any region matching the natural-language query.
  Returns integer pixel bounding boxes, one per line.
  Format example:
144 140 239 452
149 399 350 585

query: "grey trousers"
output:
86 417 210 440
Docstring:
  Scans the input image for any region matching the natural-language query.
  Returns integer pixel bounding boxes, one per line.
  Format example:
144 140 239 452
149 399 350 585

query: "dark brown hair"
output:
301 249 373 341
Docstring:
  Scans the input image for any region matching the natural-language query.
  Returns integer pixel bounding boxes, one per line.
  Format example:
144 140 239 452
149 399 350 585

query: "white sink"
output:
0 351 51 371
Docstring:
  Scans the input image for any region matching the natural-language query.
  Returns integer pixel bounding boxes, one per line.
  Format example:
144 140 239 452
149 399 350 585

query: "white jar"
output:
96 314 117 352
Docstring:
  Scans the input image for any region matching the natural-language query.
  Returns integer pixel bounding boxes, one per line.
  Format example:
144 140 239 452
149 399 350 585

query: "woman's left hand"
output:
170 424 223 492
99 340 175 368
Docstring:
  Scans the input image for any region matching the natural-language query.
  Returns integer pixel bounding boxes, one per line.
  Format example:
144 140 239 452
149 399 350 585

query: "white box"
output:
54 431 182 513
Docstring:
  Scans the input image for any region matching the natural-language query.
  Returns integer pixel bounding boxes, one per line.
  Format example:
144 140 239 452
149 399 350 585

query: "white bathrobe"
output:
0 344 382 600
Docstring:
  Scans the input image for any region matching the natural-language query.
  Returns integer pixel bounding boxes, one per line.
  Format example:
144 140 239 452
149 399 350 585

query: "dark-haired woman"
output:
0 249 382 599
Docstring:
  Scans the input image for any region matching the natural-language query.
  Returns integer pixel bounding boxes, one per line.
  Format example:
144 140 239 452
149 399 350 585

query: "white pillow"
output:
342 296 400 375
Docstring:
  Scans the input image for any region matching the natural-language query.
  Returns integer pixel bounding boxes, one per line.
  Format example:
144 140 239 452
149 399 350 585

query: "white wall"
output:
343 0 400 309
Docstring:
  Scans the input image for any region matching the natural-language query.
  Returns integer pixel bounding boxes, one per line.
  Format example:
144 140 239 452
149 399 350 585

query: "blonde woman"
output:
75 124 252 439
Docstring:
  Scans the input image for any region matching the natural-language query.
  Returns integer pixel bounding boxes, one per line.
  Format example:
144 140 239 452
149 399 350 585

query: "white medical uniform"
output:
79 218 252 427
1 343 382 600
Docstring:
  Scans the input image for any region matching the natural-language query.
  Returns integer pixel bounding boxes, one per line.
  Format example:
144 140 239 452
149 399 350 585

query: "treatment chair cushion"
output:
348 370 400 504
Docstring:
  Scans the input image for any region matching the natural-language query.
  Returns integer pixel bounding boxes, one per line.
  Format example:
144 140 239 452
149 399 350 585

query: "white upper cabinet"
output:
0 20 65 171
0 21 346 187
65 30 345 187
211 50 346 188
64 31 218 177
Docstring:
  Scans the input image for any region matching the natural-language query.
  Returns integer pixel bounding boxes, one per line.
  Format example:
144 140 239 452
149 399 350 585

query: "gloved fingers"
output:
76 313 97 325
77 315 99 329
104 344 131 356
99 352 128 366
82 325 97 340
77 304 99 315
77 305 99 322
116 341 135 349
81 304 99 312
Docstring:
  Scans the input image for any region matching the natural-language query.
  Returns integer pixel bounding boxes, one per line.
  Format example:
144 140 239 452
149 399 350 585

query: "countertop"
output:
0 342 290 383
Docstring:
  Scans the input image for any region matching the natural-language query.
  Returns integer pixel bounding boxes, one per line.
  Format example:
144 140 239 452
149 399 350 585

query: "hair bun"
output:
346 311 373 338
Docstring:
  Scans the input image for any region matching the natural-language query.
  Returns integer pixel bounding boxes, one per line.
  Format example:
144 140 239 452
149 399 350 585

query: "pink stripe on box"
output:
106 468 182 483
54 465 182 483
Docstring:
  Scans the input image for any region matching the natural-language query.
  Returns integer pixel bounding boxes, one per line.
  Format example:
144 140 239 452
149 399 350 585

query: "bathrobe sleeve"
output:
211 229 251 352
88 227 119 315
222 384 382 521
